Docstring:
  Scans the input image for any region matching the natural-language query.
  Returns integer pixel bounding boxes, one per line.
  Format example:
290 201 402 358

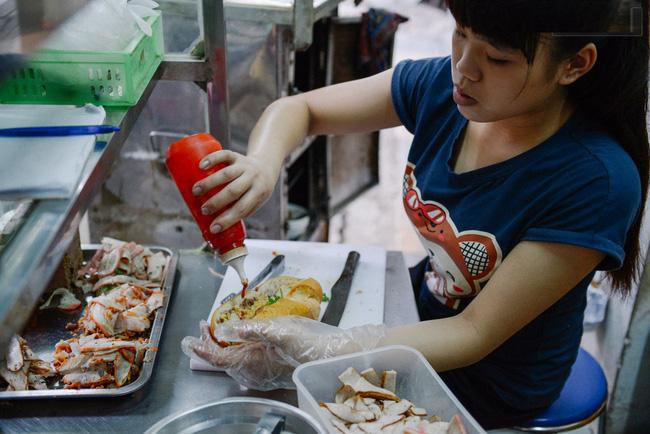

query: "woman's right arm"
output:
196 68 401 232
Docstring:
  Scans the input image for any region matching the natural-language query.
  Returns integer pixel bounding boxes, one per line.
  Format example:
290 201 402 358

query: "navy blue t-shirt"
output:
391 57 641 413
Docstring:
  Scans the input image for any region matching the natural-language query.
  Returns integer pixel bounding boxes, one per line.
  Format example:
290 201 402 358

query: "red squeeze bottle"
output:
166 133 248 290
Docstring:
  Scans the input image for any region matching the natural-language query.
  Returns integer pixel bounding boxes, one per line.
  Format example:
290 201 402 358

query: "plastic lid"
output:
219 245 248 264
222 247 248 283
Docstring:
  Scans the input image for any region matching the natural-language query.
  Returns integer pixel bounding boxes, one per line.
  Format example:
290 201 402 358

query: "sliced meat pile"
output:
39 287 82 313
53 334 148 389
77 282 164 337
72 238 167 339
56 237 168 389
320 367 467 434
37 237 167 313
1 238 169 392
0 335 55 391
77 237 167 291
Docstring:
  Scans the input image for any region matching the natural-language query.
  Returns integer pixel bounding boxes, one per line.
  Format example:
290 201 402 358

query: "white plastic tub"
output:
292 345 486 433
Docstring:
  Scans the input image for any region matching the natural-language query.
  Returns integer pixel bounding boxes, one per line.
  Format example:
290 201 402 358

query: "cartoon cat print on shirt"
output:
403 163 502 309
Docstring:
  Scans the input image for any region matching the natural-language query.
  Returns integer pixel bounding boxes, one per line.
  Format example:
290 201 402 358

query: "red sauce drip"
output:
241 279 249 299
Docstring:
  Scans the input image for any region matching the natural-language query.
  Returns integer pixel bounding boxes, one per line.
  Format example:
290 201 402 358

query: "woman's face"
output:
451 24 565 123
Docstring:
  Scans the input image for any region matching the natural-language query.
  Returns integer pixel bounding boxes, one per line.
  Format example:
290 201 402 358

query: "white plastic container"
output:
293 345 486 433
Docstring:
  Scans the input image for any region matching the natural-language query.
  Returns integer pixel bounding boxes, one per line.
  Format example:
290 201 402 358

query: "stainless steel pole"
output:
202 0 231 147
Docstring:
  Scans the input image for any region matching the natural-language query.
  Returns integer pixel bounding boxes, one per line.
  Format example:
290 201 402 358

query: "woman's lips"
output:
453 85 478 106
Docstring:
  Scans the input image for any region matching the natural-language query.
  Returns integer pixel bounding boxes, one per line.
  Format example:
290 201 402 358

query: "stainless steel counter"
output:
0 250 419 433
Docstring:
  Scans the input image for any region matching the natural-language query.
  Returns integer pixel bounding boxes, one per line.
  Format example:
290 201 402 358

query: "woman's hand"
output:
191 151 280 233
182 320 297 391
181 317 387 391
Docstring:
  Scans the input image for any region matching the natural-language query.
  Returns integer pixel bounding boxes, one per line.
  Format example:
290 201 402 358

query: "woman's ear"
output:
558 43 598 85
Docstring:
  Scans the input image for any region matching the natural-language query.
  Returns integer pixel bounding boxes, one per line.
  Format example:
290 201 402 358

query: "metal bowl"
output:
144 397 328 434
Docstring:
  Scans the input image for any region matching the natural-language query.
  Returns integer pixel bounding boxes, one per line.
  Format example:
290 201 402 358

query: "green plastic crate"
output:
0 13 163 107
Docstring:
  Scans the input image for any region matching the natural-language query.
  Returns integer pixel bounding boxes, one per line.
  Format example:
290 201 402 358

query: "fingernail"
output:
210 224 222 233
192 185 202 195
199 159 210 169
201 206 211 215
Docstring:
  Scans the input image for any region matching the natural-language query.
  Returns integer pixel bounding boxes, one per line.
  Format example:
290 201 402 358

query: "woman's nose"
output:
456 50 482 83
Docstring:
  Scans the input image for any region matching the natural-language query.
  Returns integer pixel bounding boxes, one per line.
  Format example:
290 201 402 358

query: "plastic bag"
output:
42 0 159 51
181 316 387 391
584 272 609 326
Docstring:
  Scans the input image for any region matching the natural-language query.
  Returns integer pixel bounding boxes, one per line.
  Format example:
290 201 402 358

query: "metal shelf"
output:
225 0 344 49
0 78 158 356
225 0 341 23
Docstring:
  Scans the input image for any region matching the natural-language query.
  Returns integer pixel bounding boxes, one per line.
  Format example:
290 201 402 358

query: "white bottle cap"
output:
225 254 248 284
219 245 248 264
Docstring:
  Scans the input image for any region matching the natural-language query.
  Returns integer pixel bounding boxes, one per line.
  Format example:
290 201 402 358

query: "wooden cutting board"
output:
190 239 386 371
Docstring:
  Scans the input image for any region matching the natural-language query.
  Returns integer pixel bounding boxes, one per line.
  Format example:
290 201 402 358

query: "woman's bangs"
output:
447 0 622 61
446 0 541 62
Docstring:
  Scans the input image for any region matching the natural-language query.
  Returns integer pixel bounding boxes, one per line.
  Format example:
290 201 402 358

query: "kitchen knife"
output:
320 251 361 326
221 255 285 303
248 254 285 289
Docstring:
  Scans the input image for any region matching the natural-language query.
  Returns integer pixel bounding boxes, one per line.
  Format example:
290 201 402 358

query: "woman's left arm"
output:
382 241 605 372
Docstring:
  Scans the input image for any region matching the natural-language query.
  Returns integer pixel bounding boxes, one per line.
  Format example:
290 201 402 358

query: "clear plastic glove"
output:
181 316 387 391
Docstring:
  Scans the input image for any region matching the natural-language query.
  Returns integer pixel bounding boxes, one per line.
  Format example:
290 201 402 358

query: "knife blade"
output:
320 251 361 326
248 255 285 289
221 255 285 304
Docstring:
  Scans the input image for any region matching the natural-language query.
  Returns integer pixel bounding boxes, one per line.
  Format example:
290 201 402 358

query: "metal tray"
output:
0 244 178 399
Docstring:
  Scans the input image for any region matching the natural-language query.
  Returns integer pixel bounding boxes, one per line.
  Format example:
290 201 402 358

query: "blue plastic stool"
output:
514 348 608 432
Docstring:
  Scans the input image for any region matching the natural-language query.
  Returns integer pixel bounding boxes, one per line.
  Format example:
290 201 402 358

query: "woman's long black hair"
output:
446 0 650 296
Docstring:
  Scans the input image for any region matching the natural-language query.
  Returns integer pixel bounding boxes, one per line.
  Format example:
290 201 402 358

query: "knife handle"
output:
320 251 362 326
341 251 361 278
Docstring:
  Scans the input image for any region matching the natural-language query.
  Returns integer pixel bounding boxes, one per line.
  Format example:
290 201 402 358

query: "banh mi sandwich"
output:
209 276 323 344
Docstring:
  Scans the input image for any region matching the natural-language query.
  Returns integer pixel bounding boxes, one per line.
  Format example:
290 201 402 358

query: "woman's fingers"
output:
193 164 244 196
235 319 299 349
181 334 233 368
209 188 266 231
201 173 252 217
199 149 238 170
192 345 232 368
191 152 278 232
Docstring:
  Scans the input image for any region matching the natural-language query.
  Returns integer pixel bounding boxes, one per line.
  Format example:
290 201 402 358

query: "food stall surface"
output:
0 249 417 433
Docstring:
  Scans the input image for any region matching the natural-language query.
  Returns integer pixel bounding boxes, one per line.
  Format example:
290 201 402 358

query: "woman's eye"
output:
487 56 509 65
454 29 466 38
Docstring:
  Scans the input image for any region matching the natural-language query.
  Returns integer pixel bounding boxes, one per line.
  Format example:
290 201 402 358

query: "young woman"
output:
185 0 649 428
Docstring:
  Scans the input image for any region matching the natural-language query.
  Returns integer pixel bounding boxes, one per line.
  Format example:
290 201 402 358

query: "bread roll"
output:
209 276 323 343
